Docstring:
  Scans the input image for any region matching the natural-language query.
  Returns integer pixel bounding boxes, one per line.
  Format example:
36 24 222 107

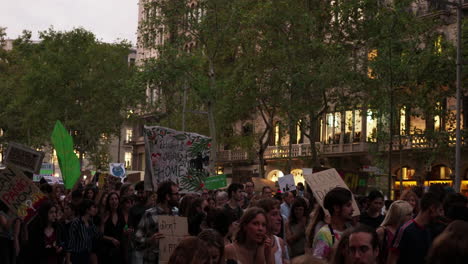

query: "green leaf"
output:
51 120 81 189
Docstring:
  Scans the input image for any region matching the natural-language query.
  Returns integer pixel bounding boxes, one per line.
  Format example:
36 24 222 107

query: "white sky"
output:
1 0 139 45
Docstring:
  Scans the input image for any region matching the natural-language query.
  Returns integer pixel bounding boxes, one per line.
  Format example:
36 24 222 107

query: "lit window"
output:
367 49 378 79
126 129 133 142
125 152 132 169
400 107 406 135
275 122 281 146
435 35 443 54
367 110 377 142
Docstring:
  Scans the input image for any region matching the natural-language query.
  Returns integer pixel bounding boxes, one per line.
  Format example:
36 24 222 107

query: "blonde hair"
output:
380 200 413 227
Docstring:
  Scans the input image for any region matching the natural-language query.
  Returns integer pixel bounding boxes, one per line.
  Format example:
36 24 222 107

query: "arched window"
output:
429 165 452 180
396 166 415 180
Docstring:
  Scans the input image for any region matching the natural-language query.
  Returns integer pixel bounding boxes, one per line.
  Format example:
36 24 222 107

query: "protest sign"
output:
144 126 211 192
304 168 360 217
278 174 296 192
33 163 54 182
109 163 126 178
4 142 44 174
158 216 188 263
204 174 227 190
0 166 47 223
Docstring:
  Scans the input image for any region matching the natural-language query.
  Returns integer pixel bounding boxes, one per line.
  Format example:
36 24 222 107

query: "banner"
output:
158 215 188 263
204 174 227 190
109 163 126 178
144 126 211 192
278 174 296 192
4 142 44 174
304 168 360 217
0 166 48 223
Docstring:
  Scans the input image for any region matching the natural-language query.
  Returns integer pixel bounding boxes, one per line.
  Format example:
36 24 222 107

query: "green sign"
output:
204 174 227 190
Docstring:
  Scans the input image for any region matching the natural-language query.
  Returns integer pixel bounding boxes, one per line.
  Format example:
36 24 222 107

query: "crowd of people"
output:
1 177 468 264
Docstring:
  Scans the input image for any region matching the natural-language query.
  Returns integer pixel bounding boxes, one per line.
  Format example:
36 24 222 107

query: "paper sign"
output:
0 166 48 223
4 142 44 174
144 126 211 192
278 174 296 192
304 168 360 217
302 168 313 176
109 163 126 178
158 216 188 262
203 174 227 190
33 163 54 182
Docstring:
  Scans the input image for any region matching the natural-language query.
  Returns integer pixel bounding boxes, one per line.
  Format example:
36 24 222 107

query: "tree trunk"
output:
207 101 217 174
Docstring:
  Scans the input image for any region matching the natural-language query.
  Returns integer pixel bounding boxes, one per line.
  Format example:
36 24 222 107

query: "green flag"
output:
51 121 81 189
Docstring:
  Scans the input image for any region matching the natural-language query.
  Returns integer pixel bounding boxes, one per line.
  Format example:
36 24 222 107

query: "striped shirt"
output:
133 206 178 264
67 217 102 253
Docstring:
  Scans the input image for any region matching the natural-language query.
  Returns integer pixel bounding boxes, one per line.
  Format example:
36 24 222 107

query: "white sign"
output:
304 168 360 217
109 163 126 178
144 126 211 192
4 142 44 174
278 174 296 192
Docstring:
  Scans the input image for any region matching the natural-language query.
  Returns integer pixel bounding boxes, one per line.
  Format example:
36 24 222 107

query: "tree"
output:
0 28 144 168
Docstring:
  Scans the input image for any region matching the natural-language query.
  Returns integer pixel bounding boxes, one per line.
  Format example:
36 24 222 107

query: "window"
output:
125 152 132 169
367 49 378 79
400 107 406 135
126 129 133 142
323 112 342 144
397 166 415 180
274 122 281 146
435 35 443 54
366 110 377 142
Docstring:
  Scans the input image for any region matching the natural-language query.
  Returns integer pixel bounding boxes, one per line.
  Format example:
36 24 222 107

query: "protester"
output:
400 189 419 217
224 207 272 264
305 205 327 253
255 198 289 263
375 200 412 263
120 183 135 197
133 181 179 263
359 190 385 229
168 236 210 264
329 230 351 264
1 202 17 264
28 201 64 264
262 186 273 199
84 185 98 201
312 187 354 260
387 192 444 264
66 199 101 264
346 225 380 264
179 195 196 217
206 208 236 245
207 197 216 210
215 191 229 208
285 197 308 258
99 192 125 264
224 183 244 222
128 181 149 231
280 191 294 219
443 192 468 222
188 197 208 236
426 220 468 264
244 181 256 209
198 229 225 264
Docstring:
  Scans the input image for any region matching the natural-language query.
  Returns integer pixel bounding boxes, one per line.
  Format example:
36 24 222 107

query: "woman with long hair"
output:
198 229 225 264
375 200 413 263
305 204 327 254
224 207 273 264
400 190 419 217
168 236 210 264
29 202 64 264
285 197 308 258
99 192 125 264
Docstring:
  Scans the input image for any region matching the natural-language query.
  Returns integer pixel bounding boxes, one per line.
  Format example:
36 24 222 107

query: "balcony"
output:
217 149 250 162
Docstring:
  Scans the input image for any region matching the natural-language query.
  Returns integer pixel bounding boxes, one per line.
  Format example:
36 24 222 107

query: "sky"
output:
1 0 139 45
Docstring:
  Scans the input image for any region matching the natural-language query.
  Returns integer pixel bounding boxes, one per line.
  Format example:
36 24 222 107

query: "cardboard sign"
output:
0 166 48 223
144 126 211 192
158 216 188 262
4 142 44 174
304 168 360 217
203 174 227 190
278 174 296 192
109 163 126 178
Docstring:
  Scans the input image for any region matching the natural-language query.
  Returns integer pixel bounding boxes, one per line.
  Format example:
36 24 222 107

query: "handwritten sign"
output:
144 126 211 192
304 168 360 217
0 166 48 223
158 216 188 262
278 174 296 192
4 142 44 174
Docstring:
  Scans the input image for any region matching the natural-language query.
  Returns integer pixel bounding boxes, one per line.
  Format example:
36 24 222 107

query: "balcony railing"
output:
217 149 250 162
